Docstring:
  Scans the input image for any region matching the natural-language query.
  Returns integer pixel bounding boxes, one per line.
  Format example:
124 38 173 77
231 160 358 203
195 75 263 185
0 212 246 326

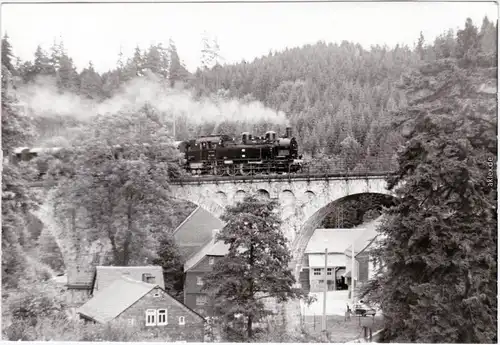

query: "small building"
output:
302 229 362 292
183 230 229 317
77 276 205 342
174 206 225 260
91 265 165 293
344 217 385 298
66 266 95 307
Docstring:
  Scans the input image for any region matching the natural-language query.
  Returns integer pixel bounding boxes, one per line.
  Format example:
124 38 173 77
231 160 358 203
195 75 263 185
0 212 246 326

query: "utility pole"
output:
173 114 176 140
351 241 356 306
322 248 328 336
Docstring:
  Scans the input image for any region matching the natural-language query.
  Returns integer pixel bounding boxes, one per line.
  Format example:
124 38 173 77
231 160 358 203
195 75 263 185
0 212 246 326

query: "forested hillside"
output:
7 17 496 168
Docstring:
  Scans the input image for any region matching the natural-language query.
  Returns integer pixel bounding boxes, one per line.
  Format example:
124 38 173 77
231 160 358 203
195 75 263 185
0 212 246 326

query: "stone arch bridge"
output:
170 173 394 274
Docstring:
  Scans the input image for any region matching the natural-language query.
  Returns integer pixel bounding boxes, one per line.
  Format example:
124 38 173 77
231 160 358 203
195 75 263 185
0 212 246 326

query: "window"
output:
197 276 204 286
209 257 215 265
145 309 156 326
178 316 185 325
313 268 322 276
157 309 167 326
327 268 333 275
153 292 160 297
128 318 135 326
196 295 208 306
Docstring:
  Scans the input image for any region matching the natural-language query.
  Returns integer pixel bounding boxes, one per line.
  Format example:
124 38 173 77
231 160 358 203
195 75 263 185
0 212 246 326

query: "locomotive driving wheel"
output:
239 164 253 176
213 164 224 176
224 165 236 176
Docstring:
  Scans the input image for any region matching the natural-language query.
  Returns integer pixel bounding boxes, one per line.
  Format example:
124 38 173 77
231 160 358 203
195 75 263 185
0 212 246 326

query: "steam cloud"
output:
13 73 289 135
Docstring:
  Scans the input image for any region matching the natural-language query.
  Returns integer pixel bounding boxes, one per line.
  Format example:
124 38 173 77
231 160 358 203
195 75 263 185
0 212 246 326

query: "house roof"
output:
77 276 158 323
184 235 229 272
344 217 384 257
93 266 165 292
305 229 362 254
173 206 225 260
308 253 347 268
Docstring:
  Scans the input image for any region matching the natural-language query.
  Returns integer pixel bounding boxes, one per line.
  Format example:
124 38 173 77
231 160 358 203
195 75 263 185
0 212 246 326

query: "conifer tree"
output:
363 19 497 343
79 61 102 100
203 195 304 341
2 34 15 74
2 43 39 289
168 39 188 87
151 234 184 300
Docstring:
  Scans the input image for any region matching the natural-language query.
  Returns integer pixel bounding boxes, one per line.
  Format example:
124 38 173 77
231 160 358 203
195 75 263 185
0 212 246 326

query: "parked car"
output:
354 300 376 317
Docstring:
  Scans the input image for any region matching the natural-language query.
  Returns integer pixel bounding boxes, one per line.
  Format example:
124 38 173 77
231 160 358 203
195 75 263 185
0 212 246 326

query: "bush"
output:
6 281 66 321
3 316 148 341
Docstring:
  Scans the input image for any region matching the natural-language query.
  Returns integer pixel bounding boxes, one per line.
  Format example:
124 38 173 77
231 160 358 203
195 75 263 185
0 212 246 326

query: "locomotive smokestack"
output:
286 127 292 138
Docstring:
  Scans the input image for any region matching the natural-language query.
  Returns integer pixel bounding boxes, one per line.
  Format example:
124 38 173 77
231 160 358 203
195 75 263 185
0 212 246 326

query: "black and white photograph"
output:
1 0 497 342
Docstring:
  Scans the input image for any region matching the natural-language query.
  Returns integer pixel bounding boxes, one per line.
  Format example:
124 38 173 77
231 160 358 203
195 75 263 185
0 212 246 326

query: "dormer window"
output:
142 273 156 284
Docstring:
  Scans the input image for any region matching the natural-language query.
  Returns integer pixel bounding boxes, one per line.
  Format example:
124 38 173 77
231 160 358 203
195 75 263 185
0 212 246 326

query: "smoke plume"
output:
13 73 289 142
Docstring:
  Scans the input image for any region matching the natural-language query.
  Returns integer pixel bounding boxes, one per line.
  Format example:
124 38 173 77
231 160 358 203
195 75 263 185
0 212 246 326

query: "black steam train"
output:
175 127 303 176
10 127 303 178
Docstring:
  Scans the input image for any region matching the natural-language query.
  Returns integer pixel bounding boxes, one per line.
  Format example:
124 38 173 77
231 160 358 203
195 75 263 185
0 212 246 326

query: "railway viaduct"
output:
170 173 393 274
170 172 395 332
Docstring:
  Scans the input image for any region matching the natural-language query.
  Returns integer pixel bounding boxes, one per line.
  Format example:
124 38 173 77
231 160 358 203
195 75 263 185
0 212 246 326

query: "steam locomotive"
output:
175 126 303 176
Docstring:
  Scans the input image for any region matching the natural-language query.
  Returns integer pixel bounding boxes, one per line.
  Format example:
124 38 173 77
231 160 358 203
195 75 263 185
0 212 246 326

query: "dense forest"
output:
1 15 497 341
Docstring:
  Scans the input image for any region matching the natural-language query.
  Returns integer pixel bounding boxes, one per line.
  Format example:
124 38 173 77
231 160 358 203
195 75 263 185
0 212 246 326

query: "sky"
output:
1 1 498 74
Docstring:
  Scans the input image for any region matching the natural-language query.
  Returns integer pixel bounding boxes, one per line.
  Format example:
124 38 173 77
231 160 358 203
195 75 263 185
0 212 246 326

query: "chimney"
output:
212 229 220 239
285 127 292 138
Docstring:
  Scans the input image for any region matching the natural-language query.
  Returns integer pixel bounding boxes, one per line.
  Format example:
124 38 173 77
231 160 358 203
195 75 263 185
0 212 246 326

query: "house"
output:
344 217 385 298
77 276 205 342
174 206 225 260
301 229 362 292
183 230 229 317
91 265 165 293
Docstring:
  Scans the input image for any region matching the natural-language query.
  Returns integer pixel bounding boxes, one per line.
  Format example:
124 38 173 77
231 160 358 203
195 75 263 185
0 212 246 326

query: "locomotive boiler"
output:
177 126 303 176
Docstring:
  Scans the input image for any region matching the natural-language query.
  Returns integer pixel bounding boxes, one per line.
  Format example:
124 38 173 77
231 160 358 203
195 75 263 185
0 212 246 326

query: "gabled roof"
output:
305 229 362 254
345 217 385 257
77 276 157 323
184 235 229 272
173 206 225 260
93 266 164 292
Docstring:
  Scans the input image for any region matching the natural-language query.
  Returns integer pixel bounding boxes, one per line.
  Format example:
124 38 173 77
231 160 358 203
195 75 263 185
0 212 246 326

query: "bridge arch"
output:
257 189 270 199
170 188 227 219
290 191 397 271
234 190 247 204
168 175 394 270
215 191 228 206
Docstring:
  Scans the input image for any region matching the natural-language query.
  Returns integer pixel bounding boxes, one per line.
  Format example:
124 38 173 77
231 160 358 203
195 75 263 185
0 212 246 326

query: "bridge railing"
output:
170 154 399 183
